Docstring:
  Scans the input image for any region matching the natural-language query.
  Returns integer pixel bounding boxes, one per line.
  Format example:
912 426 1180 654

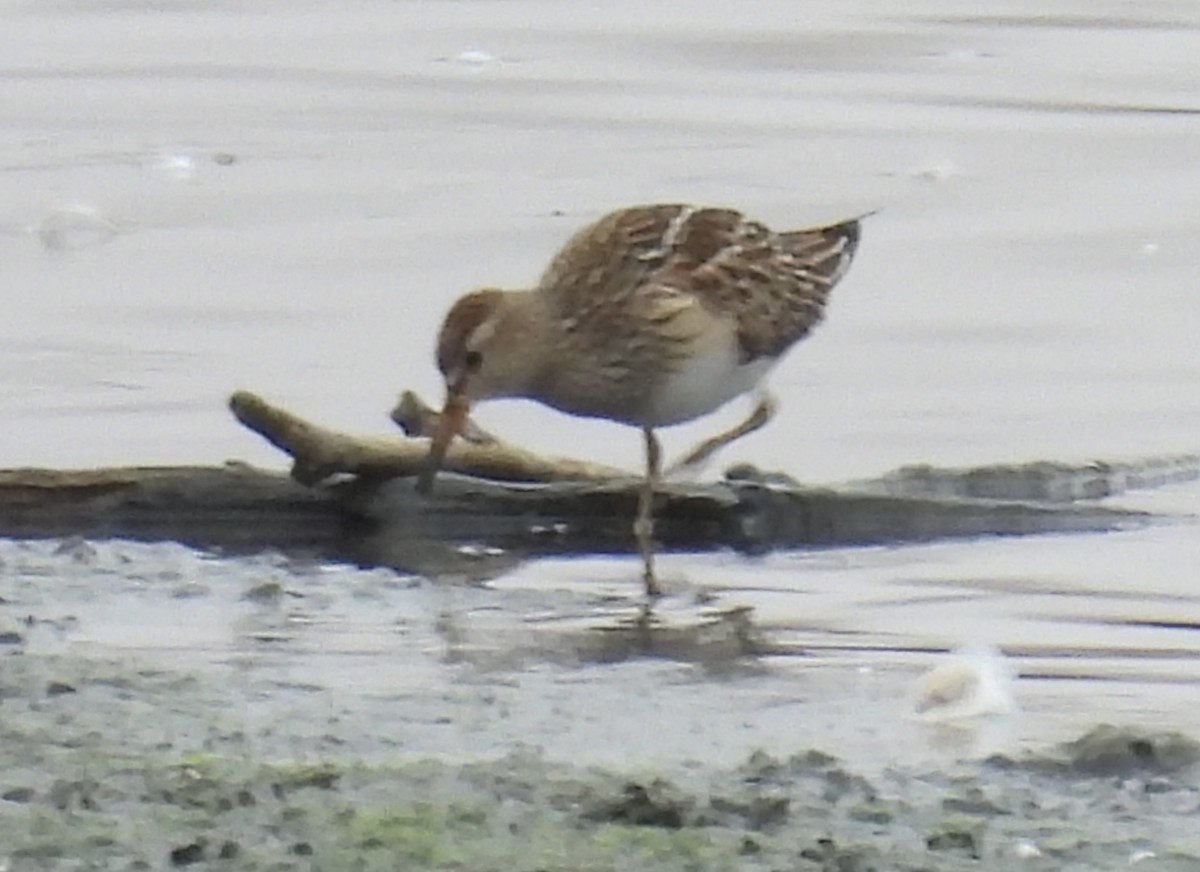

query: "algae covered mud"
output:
3 638 1200 871
3 517 1200 870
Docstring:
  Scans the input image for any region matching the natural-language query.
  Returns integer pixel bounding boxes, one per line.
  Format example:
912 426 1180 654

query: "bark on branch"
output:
228 389 625 486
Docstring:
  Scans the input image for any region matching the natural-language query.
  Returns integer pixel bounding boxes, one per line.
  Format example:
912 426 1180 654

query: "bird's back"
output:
536 204 862 365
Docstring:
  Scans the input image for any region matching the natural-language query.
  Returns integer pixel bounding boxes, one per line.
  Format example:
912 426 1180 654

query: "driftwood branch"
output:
229 389 625 486
0 389 1191 585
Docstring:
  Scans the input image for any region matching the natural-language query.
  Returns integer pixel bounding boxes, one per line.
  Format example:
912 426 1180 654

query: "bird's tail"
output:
781 210 872 288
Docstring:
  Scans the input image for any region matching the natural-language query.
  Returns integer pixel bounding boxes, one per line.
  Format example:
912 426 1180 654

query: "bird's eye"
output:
463 350 483 371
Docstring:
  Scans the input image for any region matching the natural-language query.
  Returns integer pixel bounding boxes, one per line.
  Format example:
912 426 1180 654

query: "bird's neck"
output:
483 289 558 398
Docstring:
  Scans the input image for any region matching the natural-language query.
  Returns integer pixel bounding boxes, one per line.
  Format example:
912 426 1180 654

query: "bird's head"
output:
417 288 540 492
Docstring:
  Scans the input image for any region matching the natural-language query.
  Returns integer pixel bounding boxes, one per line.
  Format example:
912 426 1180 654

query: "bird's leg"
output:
669 392 777 474
633 426 663 597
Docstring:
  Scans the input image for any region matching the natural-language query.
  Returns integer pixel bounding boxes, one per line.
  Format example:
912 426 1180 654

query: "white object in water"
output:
454 49 495 67
155 151 198 182
32 204 121 252
912 643 1016 722
1012 839 1042 859
913 159 959 182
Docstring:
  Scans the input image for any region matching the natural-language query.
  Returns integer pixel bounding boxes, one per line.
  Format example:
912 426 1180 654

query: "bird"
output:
417 203 864 596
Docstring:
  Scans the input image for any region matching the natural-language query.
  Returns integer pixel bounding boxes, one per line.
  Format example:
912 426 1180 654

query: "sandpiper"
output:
418 204 864 596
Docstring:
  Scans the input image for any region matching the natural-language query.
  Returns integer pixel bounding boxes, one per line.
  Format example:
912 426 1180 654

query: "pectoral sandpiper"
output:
418 204 864 596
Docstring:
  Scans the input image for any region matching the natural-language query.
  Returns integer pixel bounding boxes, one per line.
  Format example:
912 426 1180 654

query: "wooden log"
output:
0 390 1184 580
0 464 339 556
0 463 1152 580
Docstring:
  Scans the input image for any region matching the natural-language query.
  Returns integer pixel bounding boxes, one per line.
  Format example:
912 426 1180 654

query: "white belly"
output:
641 339 775 427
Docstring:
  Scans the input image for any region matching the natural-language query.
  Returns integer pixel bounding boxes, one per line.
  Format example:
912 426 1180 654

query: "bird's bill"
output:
416 392 470 494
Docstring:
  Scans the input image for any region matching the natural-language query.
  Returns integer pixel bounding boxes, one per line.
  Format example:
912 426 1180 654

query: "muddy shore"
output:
3 535 1199 871
3 645 1199 871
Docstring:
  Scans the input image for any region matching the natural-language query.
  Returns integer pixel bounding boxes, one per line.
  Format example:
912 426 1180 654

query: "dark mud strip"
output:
1 651 1198 871
0 458 1168 579
859 454 1200 504
0 466 341 556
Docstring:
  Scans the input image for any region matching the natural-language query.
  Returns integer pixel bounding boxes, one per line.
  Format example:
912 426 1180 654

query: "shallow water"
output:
2 0 1199 770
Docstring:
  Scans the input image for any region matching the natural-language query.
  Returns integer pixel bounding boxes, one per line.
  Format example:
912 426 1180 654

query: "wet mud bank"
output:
2 648 1199 871
3 530 1200 871
2 450 1191 580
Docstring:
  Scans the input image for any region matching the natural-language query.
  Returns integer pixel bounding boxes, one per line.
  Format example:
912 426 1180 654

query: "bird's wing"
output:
535 204 693 310
649 210 863 362
536 204 862 361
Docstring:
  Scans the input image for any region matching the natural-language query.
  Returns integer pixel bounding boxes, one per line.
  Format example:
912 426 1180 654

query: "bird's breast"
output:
638 341 775 427
529 326 774 428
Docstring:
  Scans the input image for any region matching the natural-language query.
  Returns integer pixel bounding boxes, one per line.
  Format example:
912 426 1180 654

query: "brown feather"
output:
435 289 503 378
536 205 862 364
